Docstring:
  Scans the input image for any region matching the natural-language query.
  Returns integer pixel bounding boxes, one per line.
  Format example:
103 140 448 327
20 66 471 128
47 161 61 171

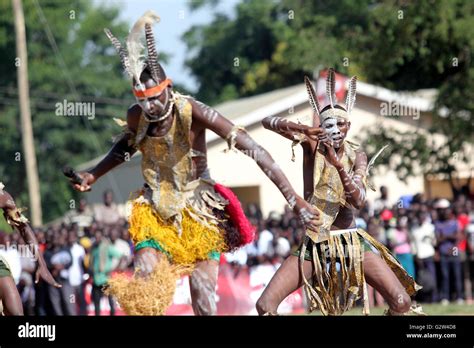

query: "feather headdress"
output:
304 68 358 123
104 11 165 90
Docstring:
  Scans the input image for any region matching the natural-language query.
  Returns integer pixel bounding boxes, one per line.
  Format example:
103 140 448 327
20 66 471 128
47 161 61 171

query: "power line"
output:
32 0 125 202
0 86 133 106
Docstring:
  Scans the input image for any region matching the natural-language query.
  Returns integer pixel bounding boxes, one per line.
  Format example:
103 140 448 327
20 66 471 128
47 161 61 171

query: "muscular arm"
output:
335 150 368 209
262 116 320 200
71 105 140 191
262 116 311 142
89 133 137 179
189 99 319 228
89 105 140 180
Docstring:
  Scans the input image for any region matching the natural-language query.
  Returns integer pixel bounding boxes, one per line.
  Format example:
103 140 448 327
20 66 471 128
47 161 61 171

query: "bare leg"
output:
0 276 23 315
256 255 314 315
375 287 385 307
134 247 163 277
368 285 375 308
189 259 219 315
108 247 178 316
363 251 411 313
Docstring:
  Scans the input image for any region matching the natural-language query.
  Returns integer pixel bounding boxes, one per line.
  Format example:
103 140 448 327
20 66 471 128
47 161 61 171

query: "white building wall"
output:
206 103 427 216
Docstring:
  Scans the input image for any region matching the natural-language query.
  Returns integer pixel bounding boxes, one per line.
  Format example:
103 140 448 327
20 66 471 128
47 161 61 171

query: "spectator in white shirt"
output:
373 186 390 215
94 190 122 225
109 227 131 270
412 212 438 302
68 230 87 315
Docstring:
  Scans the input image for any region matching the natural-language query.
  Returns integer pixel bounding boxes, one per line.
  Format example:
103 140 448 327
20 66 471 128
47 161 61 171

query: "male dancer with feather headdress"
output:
256 69 422 316
67 11 320 315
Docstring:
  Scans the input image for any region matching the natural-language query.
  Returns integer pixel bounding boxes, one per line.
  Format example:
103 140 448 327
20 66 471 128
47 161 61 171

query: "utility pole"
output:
12 0 43 226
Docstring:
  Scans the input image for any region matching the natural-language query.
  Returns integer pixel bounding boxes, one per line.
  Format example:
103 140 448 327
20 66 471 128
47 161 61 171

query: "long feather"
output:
326 68 336 108
126 11 161 86
345 76 357 114
304 75 321 117
145 23 160 82
104 28 131 78
367 145 389 175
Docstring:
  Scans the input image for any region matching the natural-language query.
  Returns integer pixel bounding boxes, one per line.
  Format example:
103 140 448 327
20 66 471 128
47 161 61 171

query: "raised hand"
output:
303 127 324 142
316 132 343 169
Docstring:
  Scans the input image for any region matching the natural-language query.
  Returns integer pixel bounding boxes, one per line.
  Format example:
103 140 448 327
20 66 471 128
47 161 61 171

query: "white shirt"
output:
373 198 390 213
275 237 291 257
111 239 131 270
257 230 274 256
69 243 85 287
225 248 248 266
412 222 436 259
0 249 22 284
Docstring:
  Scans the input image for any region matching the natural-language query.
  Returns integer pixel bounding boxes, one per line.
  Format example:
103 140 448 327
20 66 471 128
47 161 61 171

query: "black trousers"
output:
91 284 115 316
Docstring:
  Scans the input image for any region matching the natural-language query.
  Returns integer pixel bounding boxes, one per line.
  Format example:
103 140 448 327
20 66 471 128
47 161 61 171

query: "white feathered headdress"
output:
304 68 358 123
104 11 166 90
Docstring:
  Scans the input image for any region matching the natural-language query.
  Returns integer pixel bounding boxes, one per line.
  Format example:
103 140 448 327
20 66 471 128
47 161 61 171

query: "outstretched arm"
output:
0 189 61 287
190 99 320 230
262 116 310 141
262 116 322 146
69 105 139 192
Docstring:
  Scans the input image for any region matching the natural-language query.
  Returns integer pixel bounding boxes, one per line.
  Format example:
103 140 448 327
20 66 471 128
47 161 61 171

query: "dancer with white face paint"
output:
258 69 422 316
67 11 321 316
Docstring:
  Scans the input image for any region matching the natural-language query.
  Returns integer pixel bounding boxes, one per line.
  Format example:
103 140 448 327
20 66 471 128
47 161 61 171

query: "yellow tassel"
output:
129 201 226 265
106 258 192 315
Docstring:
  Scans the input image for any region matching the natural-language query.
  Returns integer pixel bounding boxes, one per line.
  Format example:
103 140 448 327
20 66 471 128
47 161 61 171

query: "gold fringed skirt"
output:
298 228 421 316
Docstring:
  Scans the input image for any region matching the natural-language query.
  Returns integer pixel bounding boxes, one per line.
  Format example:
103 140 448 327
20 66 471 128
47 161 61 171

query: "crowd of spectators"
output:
1 185 473 315
241 185 474 307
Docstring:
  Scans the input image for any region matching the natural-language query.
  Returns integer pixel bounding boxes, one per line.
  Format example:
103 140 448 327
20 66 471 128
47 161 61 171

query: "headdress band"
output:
133 78 172 99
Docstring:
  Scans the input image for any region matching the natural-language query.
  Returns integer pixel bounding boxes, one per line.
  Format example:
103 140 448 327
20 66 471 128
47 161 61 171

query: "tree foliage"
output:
0 0 134 221
184 0 473 185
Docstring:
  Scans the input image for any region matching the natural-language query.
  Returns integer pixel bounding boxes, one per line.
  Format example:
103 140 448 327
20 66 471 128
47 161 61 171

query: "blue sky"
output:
95 0 240 92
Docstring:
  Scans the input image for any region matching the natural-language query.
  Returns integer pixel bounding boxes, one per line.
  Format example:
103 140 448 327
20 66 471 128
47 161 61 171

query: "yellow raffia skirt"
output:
107 197 227 315
128 199 227 265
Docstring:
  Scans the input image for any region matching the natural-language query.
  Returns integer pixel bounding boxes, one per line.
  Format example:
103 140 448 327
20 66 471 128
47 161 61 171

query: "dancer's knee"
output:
389 290 411 313
135 247 160 277
256 296 276 315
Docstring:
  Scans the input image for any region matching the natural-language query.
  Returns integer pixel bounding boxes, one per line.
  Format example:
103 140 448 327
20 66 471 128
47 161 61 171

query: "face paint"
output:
322 117 340 141
136 87 171 121
322 117 348 148
135 249 159 278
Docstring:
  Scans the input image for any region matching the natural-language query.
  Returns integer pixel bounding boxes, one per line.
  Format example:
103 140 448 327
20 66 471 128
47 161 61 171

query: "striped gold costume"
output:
297 141 421 316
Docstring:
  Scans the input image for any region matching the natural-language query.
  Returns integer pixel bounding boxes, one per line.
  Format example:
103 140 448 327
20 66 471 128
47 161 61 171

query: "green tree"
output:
183 0 373 105
0 0 135 222
184 0 473 192
355 0 474 189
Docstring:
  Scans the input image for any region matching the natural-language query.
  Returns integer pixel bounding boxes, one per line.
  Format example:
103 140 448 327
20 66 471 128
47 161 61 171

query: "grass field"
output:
310 303 474 315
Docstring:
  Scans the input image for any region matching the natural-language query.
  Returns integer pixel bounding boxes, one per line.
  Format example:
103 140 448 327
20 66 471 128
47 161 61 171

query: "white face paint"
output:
322 117 342 141
135 85 170 120
322 117 346 148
